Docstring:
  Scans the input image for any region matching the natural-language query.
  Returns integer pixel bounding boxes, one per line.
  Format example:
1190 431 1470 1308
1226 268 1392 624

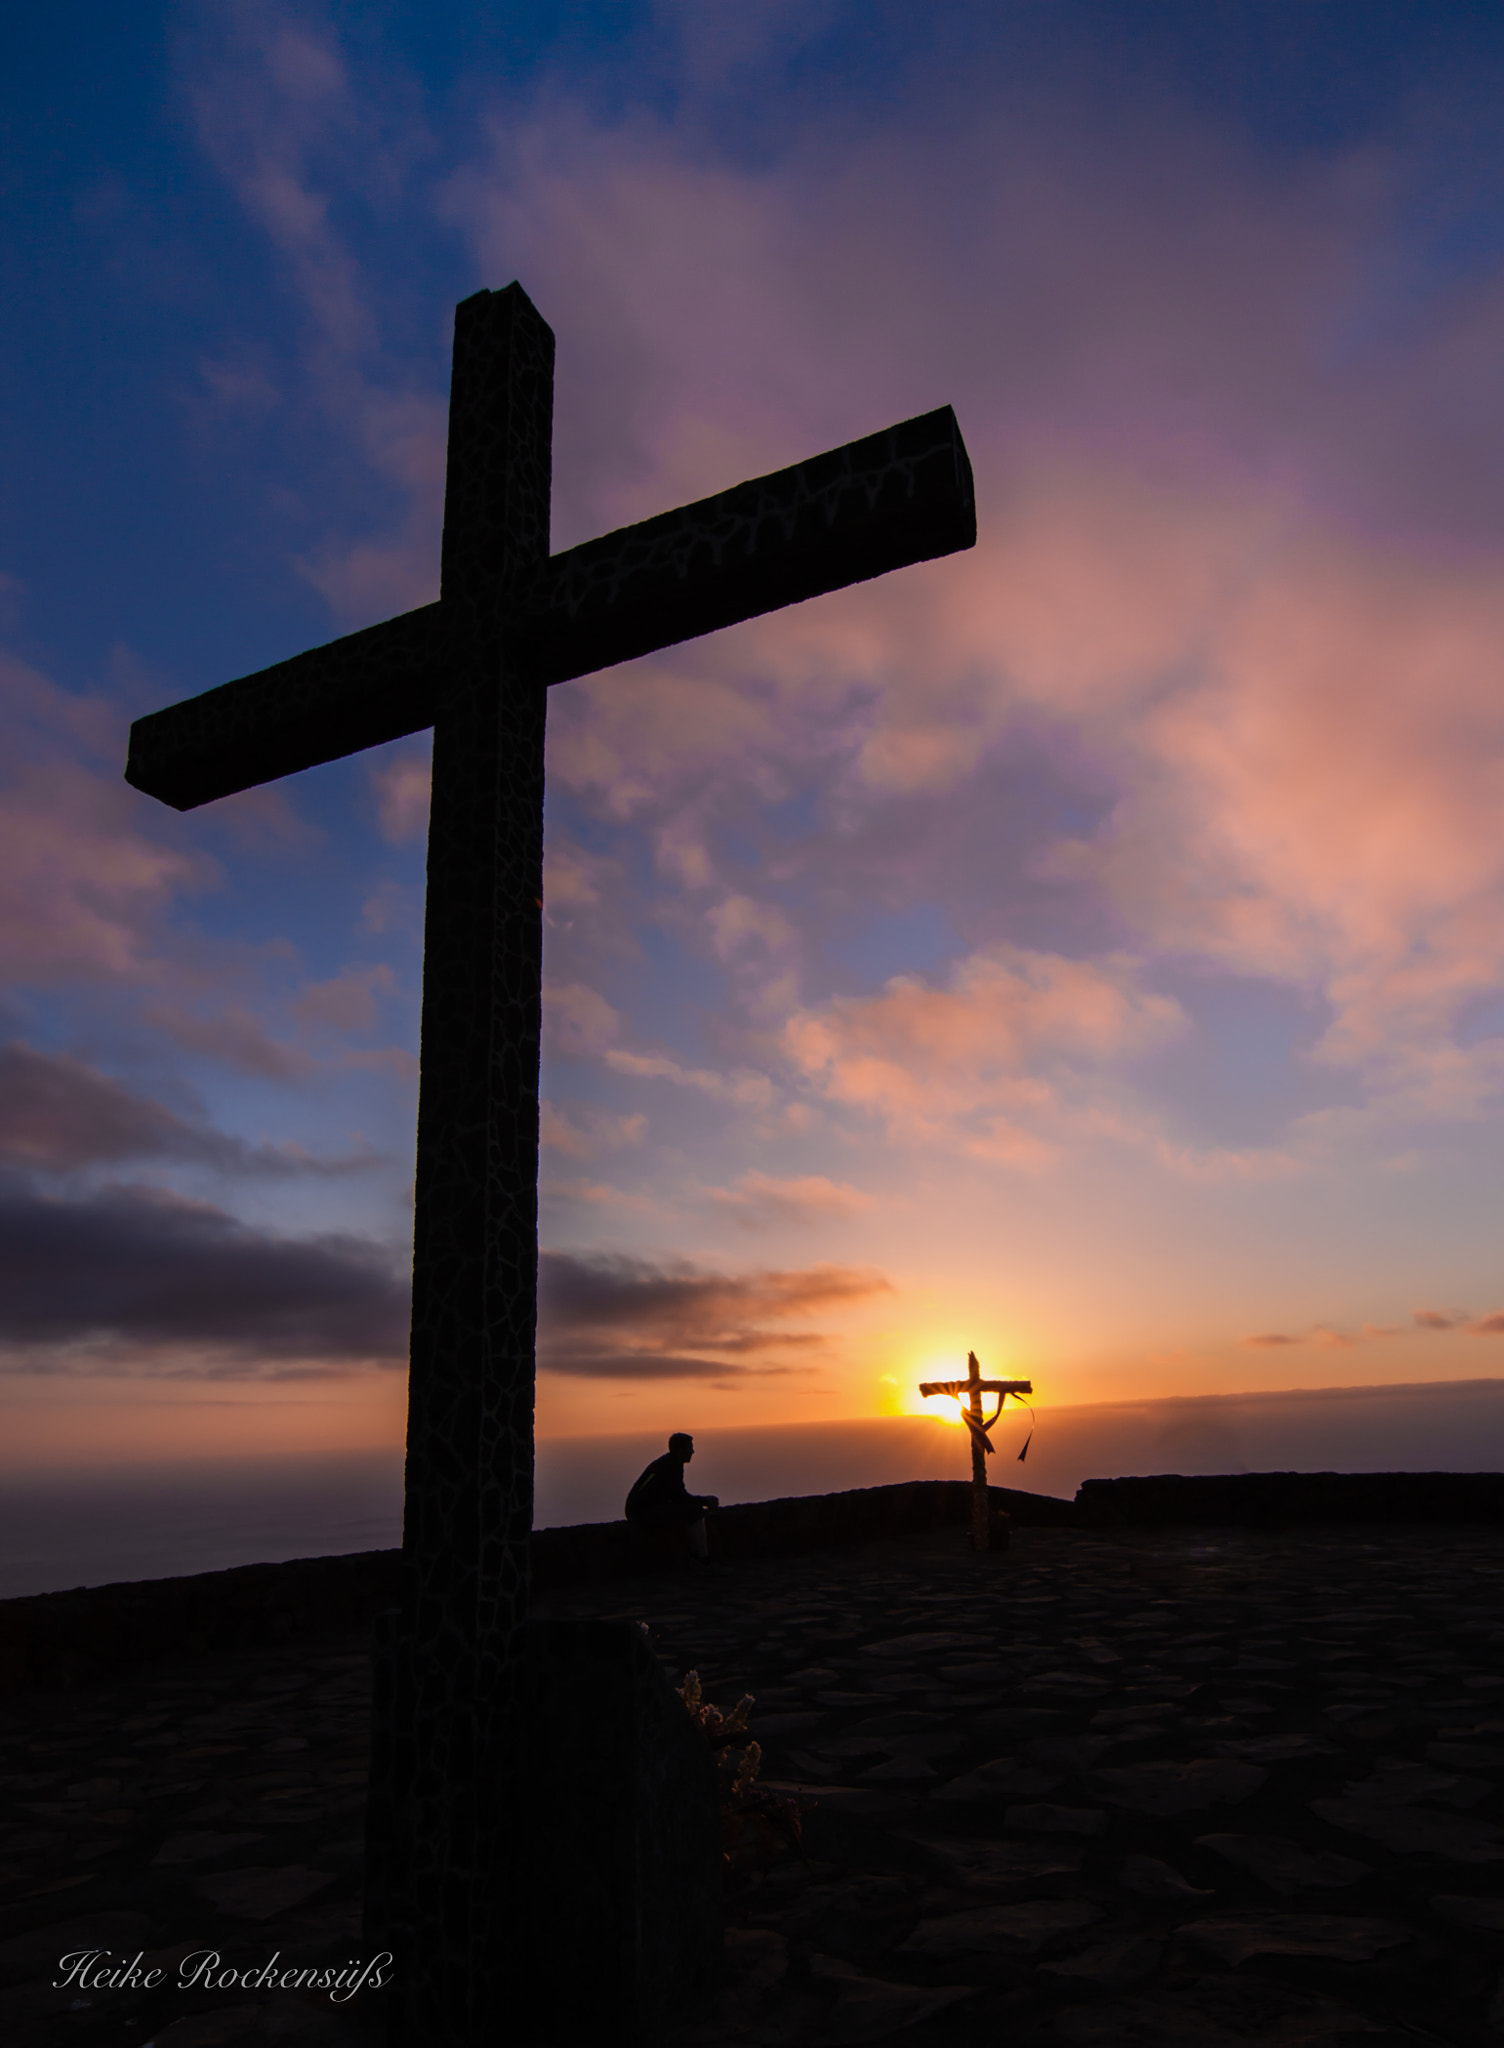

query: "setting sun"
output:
900 1355 981 1423
874 1371 963 1422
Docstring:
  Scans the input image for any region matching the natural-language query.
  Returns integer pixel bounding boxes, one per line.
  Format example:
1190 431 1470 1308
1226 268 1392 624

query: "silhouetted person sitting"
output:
625 1432 719 1561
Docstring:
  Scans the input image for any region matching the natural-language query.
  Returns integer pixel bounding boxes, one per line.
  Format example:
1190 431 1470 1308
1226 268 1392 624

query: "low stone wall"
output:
6 1469 1489 1696
0 1477 1068 1697
1075 1470 1504 1526
0 1549 404 1700
538 1477 1079 1584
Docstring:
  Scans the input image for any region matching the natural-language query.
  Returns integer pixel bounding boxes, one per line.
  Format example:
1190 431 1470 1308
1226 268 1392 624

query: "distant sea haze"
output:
1 1377 1501 1601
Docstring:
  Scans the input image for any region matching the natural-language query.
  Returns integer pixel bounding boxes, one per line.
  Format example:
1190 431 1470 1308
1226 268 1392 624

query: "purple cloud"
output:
0 1176 407 1372
0 1043 379 1177
537 1249 891 1380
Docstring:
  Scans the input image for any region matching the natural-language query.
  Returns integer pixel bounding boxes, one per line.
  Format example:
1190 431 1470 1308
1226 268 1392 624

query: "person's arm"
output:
625 1461 660 1520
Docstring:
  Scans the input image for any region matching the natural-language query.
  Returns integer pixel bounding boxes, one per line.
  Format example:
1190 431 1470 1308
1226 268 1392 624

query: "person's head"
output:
668 1431 694 1463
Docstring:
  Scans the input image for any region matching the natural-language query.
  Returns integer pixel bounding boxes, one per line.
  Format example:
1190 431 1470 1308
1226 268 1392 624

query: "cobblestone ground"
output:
1 1522 1502 2045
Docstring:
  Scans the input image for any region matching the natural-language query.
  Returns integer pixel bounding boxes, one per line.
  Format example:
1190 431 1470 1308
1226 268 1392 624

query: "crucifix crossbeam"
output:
124 282 975 2045
917 1372 1033 1447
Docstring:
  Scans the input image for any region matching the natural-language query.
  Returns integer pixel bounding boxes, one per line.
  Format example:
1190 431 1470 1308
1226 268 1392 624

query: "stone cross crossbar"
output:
124 405 975 812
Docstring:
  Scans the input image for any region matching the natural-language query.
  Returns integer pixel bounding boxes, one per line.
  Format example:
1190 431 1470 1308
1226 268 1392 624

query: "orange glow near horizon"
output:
0 1370 410 1475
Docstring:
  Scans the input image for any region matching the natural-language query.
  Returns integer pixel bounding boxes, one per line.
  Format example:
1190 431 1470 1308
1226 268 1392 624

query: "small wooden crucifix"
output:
919 1350 1032 1551
124 282 975 2044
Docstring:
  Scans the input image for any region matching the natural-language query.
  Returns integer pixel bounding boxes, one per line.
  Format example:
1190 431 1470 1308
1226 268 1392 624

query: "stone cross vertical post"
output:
919 1351 1032 1550
124 279 977 2043
386 288 552 2040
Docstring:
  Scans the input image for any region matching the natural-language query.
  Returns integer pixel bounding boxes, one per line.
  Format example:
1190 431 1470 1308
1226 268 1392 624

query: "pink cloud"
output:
0 1043 379 1177
709 1171 876 1228
361 878 420 937
604 1048 774 1110
342 1044 420 1083
542 842 610 917
703 893 800 1018
295 385 445 620
1056 530 1504 1091
1243 1319 1412 1350
543 981 621 1059
540 1102 647 1160
291 963 396 1035
0 656 382 1086
143 1001 313 1083
0 777 204 985
0 656 212 988
783 944 1182 1144
194 355 281 424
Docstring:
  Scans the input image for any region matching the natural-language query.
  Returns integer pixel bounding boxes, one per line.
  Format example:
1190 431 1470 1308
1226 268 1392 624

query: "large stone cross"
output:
125 282 975 2042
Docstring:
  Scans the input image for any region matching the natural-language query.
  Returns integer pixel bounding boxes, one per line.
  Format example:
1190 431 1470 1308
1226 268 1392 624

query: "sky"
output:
7 1 1504 1489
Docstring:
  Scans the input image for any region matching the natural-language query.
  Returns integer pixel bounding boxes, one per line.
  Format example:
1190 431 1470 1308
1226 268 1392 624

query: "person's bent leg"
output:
687 1516 709 1559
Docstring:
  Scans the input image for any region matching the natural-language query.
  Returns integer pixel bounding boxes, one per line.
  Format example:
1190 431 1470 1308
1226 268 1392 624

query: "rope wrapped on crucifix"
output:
919 1351 1033 1552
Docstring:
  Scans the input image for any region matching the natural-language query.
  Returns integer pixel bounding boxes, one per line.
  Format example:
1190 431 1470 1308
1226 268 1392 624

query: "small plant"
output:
679 1669 815 1877
679 1668 755 1748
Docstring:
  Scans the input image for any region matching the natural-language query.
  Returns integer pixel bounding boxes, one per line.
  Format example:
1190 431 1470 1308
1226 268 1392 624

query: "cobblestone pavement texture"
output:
1 1523 1502 2045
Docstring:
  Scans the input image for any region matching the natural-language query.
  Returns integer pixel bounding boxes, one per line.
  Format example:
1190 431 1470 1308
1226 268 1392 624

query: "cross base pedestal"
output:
518 1618 724 2042
367 1618 723 2044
